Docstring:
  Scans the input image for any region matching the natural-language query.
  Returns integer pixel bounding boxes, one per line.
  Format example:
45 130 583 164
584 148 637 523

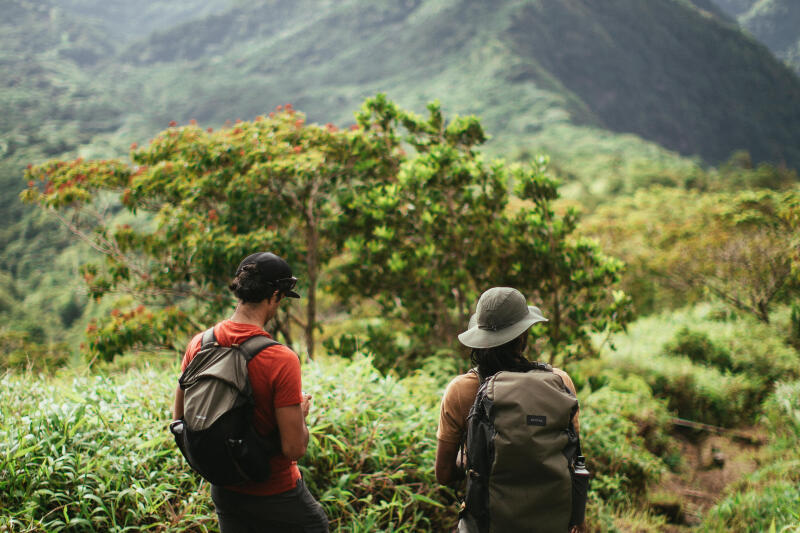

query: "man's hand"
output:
301 392 312 418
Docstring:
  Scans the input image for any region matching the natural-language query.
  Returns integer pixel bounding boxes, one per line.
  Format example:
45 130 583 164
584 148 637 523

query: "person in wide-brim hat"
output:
457 286 548 349
436 286 583 533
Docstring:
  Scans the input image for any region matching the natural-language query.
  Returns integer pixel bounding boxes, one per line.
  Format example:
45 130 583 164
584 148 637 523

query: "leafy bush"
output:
762 380 800 445
0 370 208 532
301 355 450 532
664 327 733 371
604 305 800 427
578 377 669 504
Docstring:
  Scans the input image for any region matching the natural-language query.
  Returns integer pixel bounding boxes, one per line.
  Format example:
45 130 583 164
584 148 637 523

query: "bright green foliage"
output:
763 380 800 442
602 304 800 427
23 96 629 366
334 97 631 365
21 105 399 360
0 370 209 532
302 356 448 531
0 357 446 532
581 187 800 321
578 379 671 503
663 327 734 371
0 330 69 372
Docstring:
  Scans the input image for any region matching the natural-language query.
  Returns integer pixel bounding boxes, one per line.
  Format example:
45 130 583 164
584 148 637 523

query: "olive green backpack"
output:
459 364 587 533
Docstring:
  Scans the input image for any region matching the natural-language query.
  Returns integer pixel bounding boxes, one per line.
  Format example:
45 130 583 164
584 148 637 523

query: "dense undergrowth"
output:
2 303 799 532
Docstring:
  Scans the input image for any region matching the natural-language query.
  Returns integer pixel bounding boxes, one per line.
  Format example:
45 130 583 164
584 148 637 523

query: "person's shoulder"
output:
550 366 572 380
550 366 577 394
445 371 479 395
448 370 478 385
255 341 299 363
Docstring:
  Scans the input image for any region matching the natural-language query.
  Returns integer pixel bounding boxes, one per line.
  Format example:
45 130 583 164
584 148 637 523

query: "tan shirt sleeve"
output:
553 367 580 436
436 373 479 444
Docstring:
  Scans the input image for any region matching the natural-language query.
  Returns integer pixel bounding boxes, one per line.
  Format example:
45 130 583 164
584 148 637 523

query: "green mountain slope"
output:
58 0 229 44
109 0 800 170
712 0 800 74
3 0 800 343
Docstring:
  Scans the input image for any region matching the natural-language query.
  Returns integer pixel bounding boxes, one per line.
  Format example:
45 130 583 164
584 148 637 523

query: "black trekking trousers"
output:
211 478 329 533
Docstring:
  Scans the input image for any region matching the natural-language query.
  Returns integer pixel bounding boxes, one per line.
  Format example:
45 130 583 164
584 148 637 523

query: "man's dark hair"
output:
470 330 536 379
228 263 278 303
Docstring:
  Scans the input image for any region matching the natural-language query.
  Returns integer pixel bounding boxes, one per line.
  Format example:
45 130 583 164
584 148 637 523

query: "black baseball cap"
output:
235 252 300 298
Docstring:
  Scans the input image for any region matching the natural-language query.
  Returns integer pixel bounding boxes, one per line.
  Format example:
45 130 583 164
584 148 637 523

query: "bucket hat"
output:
458 287 547 349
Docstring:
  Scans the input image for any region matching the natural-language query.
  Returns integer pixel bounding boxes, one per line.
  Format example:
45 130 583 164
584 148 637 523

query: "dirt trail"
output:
651 424 764 530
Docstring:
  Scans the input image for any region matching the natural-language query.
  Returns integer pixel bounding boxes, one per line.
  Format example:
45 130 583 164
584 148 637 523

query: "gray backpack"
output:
459 364 587 532
169 328 281 485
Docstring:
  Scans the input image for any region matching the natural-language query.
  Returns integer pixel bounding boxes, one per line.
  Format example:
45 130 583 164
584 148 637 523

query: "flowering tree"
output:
23 96 629 366
22 105 399 360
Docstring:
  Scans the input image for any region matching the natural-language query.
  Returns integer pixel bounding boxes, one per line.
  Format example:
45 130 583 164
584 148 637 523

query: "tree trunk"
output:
305 195 319 359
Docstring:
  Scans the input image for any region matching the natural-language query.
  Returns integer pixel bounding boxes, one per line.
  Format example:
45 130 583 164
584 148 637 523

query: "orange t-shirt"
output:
436 368 580 445
181 320 303 495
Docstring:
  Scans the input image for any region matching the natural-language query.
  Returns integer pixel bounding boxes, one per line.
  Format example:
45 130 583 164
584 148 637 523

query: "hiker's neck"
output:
230 301 270 328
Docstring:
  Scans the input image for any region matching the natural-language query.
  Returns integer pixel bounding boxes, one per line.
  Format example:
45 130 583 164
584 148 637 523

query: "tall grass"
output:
0 357 449 533
600 305 800 427
4 315 799 532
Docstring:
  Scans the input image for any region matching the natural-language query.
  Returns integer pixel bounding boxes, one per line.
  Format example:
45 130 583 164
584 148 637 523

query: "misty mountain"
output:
711 0 800 74
102 0 800 170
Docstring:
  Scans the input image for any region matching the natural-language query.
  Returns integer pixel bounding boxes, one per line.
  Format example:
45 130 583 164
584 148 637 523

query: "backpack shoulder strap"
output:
237 335 281 362
201 327 217 348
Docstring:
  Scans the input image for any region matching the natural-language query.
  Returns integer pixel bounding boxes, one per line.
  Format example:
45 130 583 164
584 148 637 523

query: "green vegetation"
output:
713 0 800 74
700 380 800 532
3 1 800 530
0 352 711 532
3 0 800 348
579 185 800 318
593 305 800 427
20 97 630 366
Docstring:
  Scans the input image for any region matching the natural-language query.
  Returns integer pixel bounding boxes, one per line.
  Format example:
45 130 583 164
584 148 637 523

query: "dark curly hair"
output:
470 330 537 380
228 263 278 303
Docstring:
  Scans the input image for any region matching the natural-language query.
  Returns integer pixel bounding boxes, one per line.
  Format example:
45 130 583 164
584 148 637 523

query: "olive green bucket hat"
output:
458 287 548 349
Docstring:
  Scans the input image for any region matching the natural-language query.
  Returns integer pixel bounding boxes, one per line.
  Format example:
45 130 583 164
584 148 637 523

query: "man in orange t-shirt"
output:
172 252 328 532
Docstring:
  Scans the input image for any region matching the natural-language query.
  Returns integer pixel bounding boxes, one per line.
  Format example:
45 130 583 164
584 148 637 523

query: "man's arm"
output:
275 394 311 461
172 386 184 420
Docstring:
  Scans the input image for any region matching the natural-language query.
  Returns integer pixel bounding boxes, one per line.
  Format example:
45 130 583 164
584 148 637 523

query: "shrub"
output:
604 305 800 427
301 355 450 531
762 380 800 445
579 382 668 504
0 370 208 532
664 327 733 371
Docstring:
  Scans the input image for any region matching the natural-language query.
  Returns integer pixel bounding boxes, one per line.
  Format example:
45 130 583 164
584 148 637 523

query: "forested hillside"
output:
711 0 800 74
3 0 800 344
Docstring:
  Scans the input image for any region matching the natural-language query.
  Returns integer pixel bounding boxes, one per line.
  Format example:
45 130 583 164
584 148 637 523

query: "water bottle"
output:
570 456 590 527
